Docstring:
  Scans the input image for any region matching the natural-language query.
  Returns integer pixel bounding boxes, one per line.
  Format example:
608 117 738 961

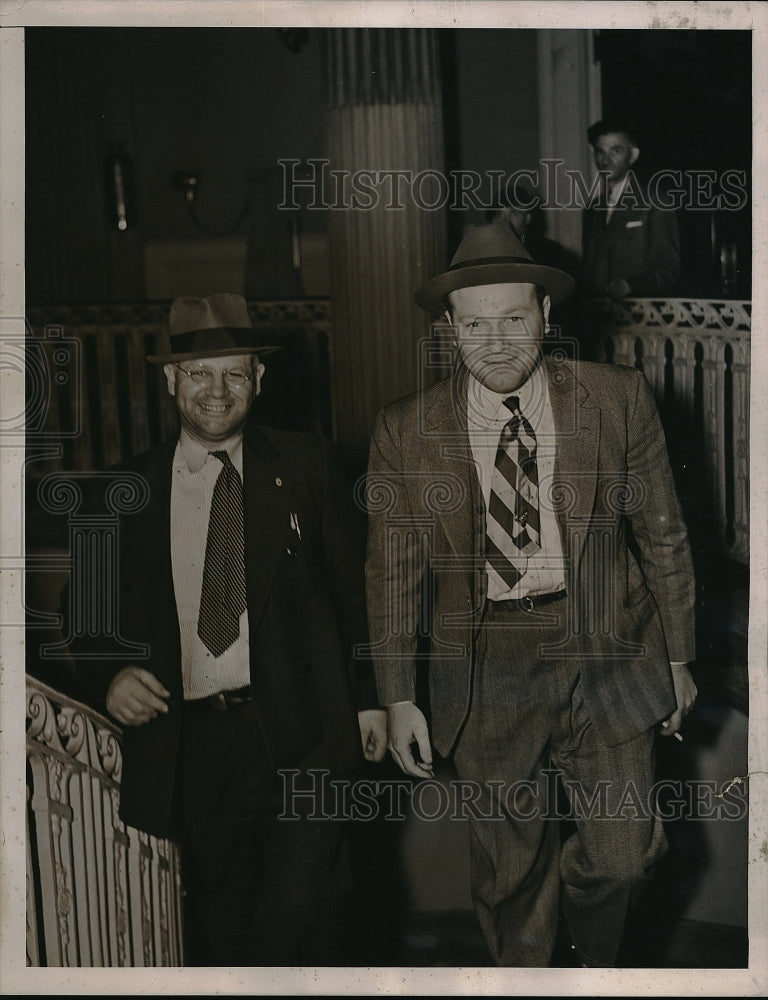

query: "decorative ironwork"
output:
594 297 750 564
26 298 332 332
587 297 751 334
26 676 183 966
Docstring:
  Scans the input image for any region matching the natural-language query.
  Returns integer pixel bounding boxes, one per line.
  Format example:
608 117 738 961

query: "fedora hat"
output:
147 293 281 364
415 219 575 314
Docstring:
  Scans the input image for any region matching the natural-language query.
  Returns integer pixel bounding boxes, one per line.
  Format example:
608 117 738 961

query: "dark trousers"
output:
453 598 666 967
173 699 347 966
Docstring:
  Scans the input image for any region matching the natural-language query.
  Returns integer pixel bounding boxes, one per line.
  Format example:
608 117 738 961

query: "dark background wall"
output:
25 26 544 305
25 27 328 303
26 27 751 307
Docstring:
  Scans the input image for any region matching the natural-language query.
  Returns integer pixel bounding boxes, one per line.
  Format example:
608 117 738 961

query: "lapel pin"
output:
275 476 282 487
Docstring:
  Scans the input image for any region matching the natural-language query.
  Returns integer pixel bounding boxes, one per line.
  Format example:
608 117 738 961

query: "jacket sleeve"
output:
316 435 380 711
59 462 162 719
364 405 426 706
625 371 696 662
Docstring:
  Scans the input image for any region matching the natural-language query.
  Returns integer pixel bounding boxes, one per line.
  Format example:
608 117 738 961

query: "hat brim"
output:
415 262 575 313
147 345 282 364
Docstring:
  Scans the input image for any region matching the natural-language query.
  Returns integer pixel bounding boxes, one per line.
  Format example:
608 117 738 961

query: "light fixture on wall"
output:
169 169 250 237
104 141 135 231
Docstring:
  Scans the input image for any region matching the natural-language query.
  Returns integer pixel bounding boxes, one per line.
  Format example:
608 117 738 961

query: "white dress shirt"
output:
170 430 250 699
605 174 631 224
466 363 566 601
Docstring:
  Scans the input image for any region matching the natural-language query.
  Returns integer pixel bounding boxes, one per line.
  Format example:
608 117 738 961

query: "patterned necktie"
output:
197 450 247 657
485 395 541 592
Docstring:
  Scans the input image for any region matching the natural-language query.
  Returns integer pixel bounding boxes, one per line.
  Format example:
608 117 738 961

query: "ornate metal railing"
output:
592 298 750 564
26 676 184 966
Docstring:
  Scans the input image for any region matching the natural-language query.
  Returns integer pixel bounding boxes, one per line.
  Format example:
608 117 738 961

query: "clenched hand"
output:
106 667 170 727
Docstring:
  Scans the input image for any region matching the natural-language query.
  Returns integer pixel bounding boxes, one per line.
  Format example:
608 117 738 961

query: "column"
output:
324 29 447 451
536 30 602 258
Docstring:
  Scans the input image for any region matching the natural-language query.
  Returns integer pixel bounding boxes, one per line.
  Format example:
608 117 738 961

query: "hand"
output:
358 708 388 762
605 277 631 301
106 667 170 727
387 701 434 779
660 662 697 737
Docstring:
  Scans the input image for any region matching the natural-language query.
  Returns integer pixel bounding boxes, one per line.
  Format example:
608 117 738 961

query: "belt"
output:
491 589 567 613
188 685 255 712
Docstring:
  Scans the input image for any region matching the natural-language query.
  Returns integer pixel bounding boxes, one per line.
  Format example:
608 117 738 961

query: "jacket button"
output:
275 476 282 487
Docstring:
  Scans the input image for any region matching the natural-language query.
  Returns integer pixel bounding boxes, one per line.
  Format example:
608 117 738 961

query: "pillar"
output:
324 29 447 451
536 30 602 258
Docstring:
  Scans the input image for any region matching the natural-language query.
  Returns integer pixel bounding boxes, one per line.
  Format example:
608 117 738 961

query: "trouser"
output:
452 597 666 967
173 698 347 966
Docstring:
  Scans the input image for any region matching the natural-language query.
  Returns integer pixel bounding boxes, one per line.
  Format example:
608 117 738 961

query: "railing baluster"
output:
731 335 750 561
126 823 146 965
589 297 750 564
26 785 41 967
26 677 184 967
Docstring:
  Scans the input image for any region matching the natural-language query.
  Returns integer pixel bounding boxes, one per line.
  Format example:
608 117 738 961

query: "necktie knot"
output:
503 395 520 415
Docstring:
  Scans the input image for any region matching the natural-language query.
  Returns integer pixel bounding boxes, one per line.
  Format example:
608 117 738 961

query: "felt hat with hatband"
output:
146 293 281 364
414 219 575 314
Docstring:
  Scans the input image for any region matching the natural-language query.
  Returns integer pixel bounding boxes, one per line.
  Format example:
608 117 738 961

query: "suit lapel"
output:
423 370 480 554
136 430 293 685
600 202 643 254
242 426 294 636
420 361 603 599
545 356 600 564
423 369 485 604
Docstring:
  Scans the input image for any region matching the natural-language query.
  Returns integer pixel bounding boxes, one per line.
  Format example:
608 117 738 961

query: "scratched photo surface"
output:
5 2 766 996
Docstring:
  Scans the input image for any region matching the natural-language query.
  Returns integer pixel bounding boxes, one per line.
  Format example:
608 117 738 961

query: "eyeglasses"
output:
174 364 253 388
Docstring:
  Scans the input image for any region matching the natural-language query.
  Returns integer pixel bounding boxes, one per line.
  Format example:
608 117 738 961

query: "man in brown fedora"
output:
365 222 697 966
74 293 386 965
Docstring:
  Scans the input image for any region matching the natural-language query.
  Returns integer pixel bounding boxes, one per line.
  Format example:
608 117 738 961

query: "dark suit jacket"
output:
74 423 375 837
582 193 680 296
365 357 695 753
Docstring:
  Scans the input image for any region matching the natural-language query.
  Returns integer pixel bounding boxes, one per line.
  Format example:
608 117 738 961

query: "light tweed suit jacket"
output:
365 356 696 752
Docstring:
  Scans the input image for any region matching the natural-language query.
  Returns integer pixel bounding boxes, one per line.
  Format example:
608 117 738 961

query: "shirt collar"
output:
607 173 630 206
177 429 244 473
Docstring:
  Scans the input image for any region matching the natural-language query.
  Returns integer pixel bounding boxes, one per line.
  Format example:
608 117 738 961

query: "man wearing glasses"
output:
76 293 385 965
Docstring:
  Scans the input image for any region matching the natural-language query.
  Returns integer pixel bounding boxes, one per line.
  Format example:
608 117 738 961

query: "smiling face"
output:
163 353 264 446
447 282 550 394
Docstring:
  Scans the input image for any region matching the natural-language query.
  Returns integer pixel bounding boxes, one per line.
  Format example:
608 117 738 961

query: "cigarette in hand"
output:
661 721 684 742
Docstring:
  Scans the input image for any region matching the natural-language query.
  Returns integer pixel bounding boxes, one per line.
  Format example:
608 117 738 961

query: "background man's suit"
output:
366 355 695 963
77 421 375 962
581 195 680 297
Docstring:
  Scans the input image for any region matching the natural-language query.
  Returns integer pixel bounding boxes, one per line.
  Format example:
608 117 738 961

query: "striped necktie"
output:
485 395 541 592
197 450 247 657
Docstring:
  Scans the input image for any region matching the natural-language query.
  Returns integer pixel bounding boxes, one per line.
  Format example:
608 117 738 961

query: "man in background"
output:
582 119 680 301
